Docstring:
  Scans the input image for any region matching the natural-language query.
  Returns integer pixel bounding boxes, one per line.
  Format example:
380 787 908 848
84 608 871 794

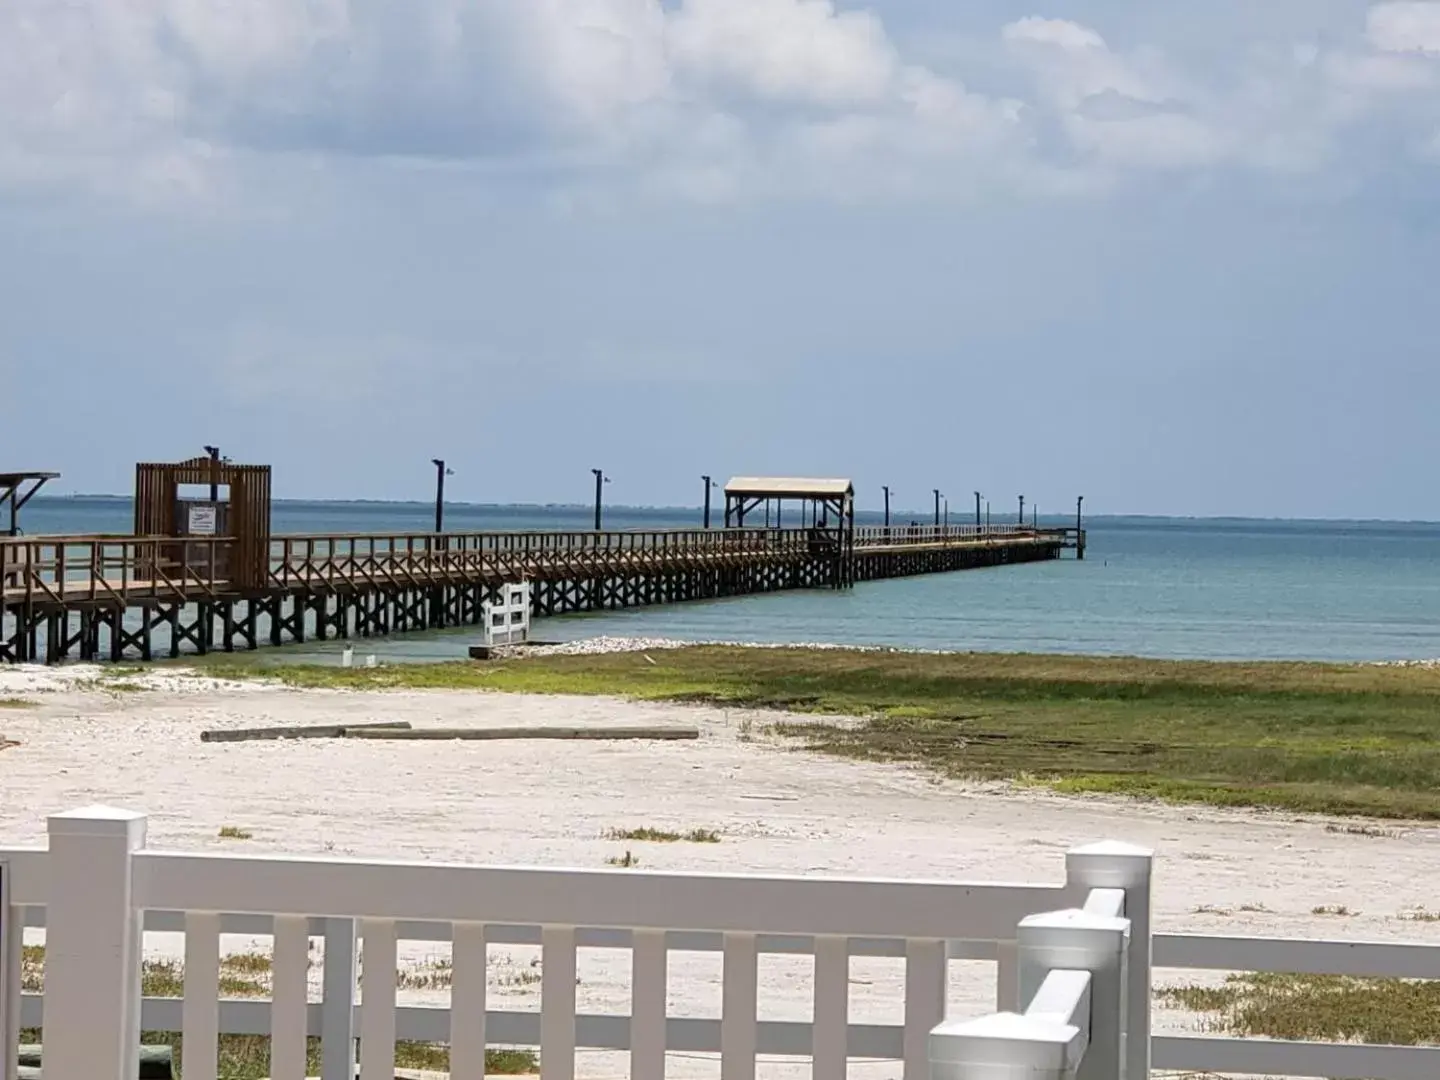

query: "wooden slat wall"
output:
133 460 273 589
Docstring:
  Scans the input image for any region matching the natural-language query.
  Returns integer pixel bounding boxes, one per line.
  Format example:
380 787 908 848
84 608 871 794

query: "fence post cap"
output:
1067 840 1152 859
1019 908 1128 932
1018 908 1129 961
48 804 147 840
930 1012 1082 1069
1066 841 1153 888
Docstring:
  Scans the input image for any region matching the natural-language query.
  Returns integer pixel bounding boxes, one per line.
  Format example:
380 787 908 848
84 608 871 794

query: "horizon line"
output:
26 493 1440 527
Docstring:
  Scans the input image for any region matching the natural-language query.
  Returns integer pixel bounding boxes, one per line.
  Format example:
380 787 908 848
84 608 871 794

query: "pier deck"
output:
1 524 1081 663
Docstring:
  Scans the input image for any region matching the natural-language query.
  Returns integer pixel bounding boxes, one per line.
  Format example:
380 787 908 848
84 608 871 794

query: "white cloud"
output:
3 1 1440 205
1001 16 1230 170
1368 2 1440 53
1 0 1025 202
666 0 899 106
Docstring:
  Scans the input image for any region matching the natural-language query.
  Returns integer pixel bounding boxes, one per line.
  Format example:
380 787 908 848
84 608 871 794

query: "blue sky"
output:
3 0 1439 519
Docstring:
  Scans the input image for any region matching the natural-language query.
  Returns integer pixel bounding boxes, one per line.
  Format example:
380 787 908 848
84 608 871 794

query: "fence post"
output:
2 856 17 1080
930 1011 1083 1080
44 806 147 1080
1066 842 1153 1080
321 918 358 1080
1017 909 1129 1080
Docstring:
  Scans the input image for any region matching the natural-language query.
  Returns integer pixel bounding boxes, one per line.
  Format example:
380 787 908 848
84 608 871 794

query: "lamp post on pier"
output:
1018 494 1025 528
943 496 949 527
933 489 942 527
702 475 717 528
202 445 220 502
974 491 982 529
431 459 453 533
883 486 891 529
592 469 609 530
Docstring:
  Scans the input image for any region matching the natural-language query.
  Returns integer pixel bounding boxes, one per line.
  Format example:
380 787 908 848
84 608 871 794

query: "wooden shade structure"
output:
133 457 272 589
1 471 59 536
723 477 856 588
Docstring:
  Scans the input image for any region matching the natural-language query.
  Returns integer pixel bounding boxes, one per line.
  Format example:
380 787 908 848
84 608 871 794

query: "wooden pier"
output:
0 465 1084 663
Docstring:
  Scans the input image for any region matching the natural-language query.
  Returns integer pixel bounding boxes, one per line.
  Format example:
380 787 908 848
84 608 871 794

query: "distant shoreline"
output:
24 494 1440 527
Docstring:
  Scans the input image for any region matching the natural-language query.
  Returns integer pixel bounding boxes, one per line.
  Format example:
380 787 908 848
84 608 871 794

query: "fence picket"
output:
270 915 310 1080
540 926 577 1080
630 930 667 1080
902 939 945 1080
812 936 848 1080
721 933 759 1080
181 912 220 1080
450 922 488 1080
359 920 397 1080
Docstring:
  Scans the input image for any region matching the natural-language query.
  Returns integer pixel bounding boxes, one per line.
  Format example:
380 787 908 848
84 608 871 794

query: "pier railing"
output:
2 526 1071 604
0 535 232 602
853 524 1051 545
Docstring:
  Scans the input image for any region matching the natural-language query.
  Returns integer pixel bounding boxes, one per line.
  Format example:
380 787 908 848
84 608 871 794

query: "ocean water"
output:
16 497 1440 663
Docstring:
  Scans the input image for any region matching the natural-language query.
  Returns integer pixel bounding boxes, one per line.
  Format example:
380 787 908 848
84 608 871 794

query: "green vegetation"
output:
0 697 35 708
20 944 537 1077
217 825 254 840
197 646 1440 820
1160 972 1440 1047
606 850 641 868
604 826 721 843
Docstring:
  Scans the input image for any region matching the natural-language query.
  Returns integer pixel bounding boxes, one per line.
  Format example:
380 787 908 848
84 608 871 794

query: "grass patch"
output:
1312 904 1355 917
20 945 536 1077
1159 972 1440 1046
605 850 641 868
603 826 721 844
1327 821 1401 838
0 697 35 709
398 956 453 990
104 680 150 693
220 951 274 975
218 825 254 840
192 647 1440 819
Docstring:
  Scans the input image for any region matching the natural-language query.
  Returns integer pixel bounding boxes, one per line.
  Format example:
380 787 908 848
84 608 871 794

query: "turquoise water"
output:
19 498 1440 663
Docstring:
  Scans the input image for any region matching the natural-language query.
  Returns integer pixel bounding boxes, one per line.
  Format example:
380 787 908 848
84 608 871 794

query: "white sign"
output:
187 504 218 536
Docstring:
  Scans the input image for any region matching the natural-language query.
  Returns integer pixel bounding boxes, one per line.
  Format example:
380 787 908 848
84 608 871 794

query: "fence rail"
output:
3 806 1122 1080
5 809 1435 1080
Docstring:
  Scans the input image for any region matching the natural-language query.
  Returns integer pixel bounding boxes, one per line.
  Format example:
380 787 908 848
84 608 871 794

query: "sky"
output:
3 0 1440 519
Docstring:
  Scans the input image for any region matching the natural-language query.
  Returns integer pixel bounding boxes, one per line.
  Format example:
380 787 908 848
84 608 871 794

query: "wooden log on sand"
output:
343 725 700 742
201 721 412 743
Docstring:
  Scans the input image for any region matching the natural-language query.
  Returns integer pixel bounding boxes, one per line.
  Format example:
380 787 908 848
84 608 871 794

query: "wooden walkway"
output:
1 525 1081 663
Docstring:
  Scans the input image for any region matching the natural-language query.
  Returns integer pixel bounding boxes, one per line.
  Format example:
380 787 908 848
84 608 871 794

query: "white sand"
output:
3 664 1439 1079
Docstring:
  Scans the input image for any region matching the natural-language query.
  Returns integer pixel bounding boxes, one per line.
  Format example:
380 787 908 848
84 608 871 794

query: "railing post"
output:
44 806 147 1080
1066 842 1153 1080
1018 909 1129 1080
321 918 358 1080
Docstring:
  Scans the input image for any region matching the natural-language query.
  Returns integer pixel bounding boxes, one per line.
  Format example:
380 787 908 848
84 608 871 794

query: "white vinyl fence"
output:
1 806 1438 1080
482 582 531 647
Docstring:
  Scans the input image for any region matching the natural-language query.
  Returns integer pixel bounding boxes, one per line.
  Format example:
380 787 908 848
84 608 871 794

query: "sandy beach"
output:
4 664 1439 1078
